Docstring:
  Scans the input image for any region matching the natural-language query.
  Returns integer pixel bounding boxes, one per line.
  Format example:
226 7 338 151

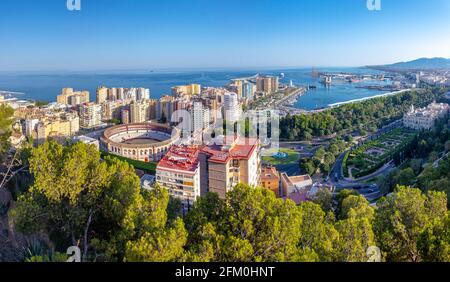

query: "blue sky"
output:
0 0 449 71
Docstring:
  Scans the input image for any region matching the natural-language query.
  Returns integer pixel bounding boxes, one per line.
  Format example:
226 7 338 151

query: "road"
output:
325 119 404 200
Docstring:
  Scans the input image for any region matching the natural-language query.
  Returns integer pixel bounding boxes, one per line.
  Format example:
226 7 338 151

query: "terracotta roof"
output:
157 146 200 173
281 173 312 187
260 166 280 180
201 137 259 163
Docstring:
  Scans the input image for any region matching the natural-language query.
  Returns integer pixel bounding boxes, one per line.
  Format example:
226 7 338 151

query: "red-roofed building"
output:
156 146 201 207
156 136 261 202
200 136 261 198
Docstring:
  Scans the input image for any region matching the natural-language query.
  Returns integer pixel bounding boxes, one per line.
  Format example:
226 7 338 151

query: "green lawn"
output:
261 148 300 165
101 152 157 174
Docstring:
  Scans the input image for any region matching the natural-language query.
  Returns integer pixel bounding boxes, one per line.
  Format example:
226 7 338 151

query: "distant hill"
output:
368 57 450 71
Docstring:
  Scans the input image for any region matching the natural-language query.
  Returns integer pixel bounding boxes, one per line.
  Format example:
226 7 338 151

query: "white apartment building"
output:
156 146 201 207
191 101 210 132
79 102 102 129
130 100 149 123
403 102 449 130
137 88 150 101
223 92 241 123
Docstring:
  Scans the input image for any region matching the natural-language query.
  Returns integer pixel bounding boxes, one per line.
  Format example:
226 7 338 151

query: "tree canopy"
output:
8 142 450 262
0 104 14 159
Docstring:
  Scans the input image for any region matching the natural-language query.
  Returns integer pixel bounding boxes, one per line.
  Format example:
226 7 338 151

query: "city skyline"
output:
1 0 450 71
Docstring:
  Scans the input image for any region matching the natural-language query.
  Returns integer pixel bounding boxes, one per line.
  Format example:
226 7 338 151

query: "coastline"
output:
276 89 414 116
327 89 412 108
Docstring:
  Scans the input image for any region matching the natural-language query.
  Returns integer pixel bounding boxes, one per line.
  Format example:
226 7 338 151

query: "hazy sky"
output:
1 0 449 71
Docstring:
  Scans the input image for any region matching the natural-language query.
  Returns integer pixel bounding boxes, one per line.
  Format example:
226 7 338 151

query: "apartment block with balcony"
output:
200 136 261 199
156 146 201 207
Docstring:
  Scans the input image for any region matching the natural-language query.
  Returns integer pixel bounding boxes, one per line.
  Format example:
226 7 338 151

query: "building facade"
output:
172 84 201 97
191 101 210 132
256 76 279 94
260 166 281 197
130 100 149 123
200 137 261 199
223 92 240 123
156 146 201 207
57 88 89 106
79 102 102 129
403 102 449 130
100 123 180 162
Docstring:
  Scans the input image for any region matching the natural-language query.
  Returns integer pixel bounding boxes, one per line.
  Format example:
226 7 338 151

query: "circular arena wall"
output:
100 122 180 162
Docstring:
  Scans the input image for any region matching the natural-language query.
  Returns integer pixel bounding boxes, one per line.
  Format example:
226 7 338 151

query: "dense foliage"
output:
280 88 444 141
300 138 347 175
7 141 450 262
380 116 450 201
0 104 14 160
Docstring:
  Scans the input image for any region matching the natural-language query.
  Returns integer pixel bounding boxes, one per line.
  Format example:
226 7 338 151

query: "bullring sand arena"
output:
100 122 180 162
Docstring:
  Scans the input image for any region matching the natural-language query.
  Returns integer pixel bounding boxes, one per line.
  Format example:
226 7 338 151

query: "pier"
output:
274 87 306 108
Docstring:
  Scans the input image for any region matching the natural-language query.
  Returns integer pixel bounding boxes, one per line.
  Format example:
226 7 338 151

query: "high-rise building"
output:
205 98 218 124
96 86 108 104
242 80 256 100
157 95 175 122
130 100 149 123
156 146 201 208
191 101 210 132
200 137 261 199
231 79 244 99
121 109 130 124
108 88 118 101
172 84 201 97
117 88 125 100
126 88 137 101
256 76 279 94
223 92 240 123
57 88 89 106
137 88 150 101
79 102 102 129
147 99 157 120
101 100 130 121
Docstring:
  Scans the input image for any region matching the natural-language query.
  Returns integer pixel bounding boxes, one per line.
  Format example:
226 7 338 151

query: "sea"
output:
0 67 391 111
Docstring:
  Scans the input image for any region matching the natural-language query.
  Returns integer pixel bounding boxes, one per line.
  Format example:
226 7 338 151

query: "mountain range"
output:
368 57 450 71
